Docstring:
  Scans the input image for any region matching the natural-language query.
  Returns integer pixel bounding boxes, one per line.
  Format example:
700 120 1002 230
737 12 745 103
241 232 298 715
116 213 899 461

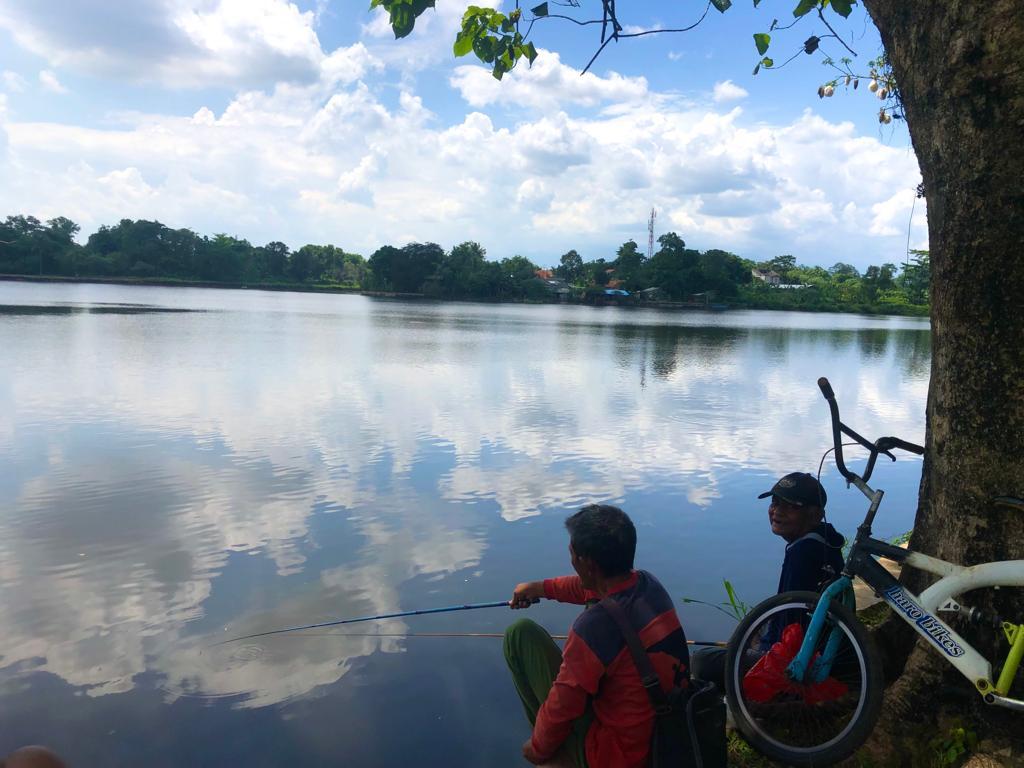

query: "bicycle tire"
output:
724 590 883 766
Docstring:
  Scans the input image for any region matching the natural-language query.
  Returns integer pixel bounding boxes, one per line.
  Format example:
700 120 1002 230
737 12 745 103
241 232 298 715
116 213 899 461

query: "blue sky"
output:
0 0 925 270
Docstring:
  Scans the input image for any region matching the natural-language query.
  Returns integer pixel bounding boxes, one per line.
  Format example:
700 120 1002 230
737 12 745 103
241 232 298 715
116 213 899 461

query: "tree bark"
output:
860 0 1024 754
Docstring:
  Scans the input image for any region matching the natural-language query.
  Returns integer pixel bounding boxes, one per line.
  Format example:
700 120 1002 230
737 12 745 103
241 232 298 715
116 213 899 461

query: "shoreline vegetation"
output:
1 215 930 316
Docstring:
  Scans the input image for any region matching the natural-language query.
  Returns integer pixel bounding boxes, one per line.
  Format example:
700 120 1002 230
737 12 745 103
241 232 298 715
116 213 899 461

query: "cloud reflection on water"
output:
0 285 929 714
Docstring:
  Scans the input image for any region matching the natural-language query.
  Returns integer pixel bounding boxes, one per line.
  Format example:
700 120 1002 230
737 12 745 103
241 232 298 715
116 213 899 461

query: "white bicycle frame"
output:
881 550 1024 709
790 482 1024 713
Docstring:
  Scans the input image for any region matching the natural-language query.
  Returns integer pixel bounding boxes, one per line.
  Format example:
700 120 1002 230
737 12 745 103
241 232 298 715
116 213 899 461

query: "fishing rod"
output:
216 599 516 645
269 631 727 647
217 596 727 647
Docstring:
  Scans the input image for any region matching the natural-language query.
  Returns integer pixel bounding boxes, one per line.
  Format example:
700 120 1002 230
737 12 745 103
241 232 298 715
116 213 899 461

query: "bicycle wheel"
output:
725 590 883 767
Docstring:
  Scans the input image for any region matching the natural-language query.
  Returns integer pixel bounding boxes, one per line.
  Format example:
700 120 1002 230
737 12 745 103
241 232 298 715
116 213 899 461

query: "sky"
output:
0 0 926 271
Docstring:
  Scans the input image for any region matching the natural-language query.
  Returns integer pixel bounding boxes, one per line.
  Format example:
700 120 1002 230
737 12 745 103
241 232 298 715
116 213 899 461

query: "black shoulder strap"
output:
600 596 670 714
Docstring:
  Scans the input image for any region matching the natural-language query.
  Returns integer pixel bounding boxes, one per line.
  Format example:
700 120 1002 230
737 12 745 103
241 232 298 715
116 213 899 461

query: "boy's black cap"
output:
757 472 827 508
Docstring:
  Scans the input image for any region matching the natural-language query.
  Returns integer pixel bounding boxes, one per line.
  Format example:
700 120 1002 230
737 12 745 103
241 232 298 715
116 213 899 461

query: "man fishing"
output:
503 504 690 768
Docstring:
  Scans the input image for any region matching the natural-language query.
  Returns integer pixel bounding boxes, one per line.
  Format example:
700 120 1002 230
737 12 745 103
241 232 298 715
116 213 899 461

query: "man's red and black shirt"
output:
532 570 690 768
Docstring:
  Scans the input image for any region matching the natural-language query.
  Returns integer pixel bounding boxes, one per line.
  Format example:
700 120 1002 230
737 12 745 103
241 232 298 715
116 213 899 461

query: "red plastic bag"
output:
742 623 848 704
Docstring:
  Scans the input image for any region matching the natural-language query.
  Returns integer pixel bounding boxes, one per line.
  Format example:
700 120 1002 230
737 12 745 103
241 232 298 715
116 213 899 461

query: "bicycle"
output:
723 377 1024 766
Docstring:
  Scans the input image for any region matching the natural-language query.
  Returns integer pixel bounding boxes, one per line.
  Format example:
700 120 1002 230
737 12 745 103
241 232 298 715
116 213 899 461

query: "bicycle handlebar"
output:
817 376 924 483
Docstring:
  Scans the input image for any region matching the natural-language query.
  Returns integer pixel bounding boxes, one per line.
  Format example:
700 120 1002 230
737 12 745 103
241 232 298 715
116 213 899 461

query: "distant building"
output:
638 287 668 301
536 276 573 301
752 269 782 285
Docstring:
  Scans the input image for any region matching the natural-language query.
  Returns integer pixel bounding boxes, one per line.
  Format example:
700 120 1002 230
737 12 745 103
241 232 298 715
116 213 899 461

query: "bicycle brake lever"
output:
874 437 898 461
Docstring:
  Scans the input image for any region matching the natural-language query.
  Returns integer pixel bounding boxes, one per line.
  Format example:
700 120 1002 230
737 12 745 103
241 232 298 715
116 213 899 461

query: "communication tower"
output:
647 208 656 259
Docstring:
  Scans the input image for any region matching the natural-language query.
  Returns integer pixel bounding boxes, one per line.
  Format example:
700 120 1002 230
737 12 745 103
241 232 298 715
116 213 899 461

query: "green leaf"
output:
724 580 739 607
753 0 761 5
524 41 538 64
762 56 774 67
391 5 414 38
831 0 854 16
793 0 819 17
753 32 771 55
710 0 732 12
752 63 760 75
474 35 496 62
531 2 548 17
453 31 474 57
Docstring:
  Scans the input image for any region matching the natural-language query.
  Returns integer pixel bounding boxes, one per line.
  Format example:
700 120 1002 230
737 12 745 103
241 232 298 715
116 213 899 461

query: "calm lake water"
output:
0 282 930 766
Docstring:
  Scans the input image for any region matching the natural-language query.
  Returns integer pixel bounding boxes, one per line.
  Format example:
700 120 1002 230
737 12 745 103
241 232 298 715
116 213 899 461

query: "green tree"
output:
340 252 368 286
437 241 487 297
767 254 797 283
588 257 610 286
499 254 540 299
203 234 250 283
555 249 584 284
700 249 750 297
367 244 402 290
399 242 446 293
263 241 290 280
612 240 645 290
900 250 930 305
645 232 700 300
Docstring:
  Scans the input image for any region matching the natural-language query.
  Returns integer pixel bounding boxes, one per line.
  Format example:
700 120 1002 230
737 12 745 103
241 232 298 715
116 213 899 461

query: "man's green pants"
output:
503 618 591 768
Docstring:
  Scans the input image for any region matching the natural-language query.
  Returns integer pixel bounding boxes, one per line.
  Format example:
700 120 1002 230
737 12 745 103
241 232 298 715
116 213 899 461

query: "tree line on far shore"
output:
0 214 930 315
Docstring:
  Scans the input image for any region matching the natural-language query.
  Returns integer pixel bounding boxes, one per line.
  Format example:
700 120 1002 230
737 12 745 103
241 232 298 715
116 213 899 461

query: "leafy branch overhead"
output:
369 0 898 117
453 6 538 80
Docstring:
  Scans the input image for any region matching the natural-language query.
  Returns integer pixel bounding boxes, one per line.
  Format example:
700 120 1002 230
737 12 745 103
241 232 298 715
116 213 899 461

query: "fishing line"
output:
266 631 726 647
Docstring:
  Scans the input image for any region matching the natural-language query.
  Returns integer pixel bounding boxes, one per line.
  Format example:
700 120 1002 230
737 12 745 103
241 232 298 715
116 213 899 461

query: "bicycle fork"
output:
786 577 853 685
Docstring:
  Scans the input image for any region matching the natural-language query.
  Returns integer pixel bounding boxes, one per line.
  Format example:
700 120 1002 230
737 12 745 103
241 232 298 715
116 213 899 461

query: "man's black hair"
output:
565 504 636 577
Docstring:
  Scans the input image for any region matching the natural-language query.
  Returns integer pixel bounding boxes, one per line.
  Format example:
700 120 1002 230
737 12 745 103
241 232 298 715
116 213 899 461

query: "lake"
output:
0 281 930 766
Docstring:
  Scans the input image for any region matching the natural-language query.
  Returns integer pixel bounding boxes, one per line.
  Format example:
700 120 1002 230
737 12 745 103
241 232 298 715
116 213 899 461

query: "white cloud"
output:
38 70 67 94
621 24 662 34
712 79 748 103
0 61 924 269
870 188 916 237
450 50 649 110
2 70 26 92
516 178 553 213
0 0 364 89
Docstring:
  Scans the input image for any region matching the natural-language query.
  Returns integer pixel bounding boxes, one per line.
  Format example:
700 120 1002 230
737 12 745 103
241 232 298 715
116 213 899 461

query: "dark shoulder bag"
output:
600 597 727 768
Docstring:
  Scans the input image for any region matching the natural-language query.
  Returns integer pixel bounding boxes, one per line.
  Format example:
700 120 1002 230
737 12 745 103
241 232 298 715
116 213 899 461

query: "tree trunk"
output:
860 0 1024 756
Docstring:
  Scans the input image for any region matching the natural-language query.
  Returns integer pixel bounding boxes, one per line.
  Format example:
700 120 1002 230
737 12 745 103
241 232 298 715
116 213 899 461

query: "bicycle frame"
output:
787 476 1024 712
